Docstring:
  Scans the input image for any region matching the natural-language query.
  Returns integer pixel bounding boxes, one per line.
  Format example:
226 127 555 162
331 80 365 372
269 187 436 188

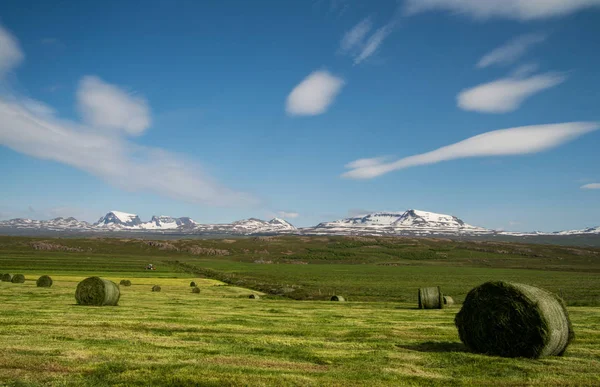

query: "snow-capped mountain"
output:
140 216 198 230
0 209 597 237
94 211 142 228
0 217 91 231
0 210 296 235
194 217 297 234
552 226 600 236
308 209 490 236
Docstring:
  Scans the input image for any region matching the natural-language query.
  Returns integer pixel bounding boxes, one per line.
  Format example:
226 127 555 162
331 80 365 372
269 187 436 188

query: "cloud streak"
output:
581 183 600 189
403 0 600 21
286 70 345 116
340 18 395 65
342 122 599 179
457 73 566 113
0 24 257 207
77 76 151 136
0 25 24 77
477 33 546 69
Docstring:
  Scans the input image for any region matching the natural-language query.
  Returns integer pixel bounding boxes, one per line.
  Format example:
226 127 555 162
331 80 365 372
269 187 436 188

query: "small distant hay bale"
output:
443 296 454 307
2 273 13 282
152 285 161 292
190 281 196 287
418 286 444 309
119 280 132 287
36 275 53 287
249 294 260 299
331 295 345 302
11 274 26 284
191 286 200 293
75 277 120 306
455 281 574 358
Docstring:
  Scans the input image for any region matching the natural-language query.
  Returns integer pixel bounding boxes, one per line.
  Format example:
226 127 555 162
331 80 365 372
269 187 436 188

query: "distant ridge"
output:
0 209 597 237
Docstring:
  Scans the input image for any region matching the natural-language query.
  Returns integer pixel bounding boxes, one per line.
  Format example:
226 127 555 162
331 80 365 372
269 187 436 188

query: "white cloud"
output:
286 70 345 116
339 18 395 65
77 76 151 136
0 98 258 207
345 156 392 169
342 122 599 179
277 211 300 219
581 183 600 189
457 73 566 114
340 18 372 52
403 0 600 21
0 25 24 77
511 63 540 78
0 23 257 208
354 24 394 65
477 33 546 69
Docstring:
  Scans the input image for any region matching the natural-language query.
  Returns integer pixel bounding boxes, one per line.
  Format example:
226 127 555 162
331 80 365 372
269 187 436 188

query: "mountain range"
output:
0 209 598 237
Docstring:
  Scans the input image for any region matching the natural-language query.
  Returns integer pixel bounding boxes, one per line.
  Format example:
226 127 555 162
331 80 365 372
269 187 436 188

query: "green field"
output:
1 235 599 386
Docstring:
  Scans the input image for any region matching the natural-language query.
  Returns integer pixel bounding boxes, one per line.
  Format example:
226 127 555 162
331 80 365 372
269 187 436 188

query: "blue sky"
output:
0 0 599 231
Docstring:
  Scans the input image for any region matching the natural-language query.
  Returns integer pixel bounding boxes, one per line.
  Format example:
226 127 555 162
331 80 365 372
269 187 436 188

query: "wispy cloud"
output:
0 25 24 77
77 76 151 136
277 211 300 219
354 24 394 65
457 73 566 114
581 183 600 189
403 0 600 21
340 17 395 65
477 33 546 69
340 18 372 52
342 122 599 179
0 24 257 208
286 70 345 116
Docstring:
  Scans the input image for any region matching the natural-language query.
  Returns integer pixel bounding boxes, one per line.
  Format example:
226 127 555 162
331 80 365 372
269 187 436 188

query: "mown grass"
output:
1 235 600 385
1 277 599 386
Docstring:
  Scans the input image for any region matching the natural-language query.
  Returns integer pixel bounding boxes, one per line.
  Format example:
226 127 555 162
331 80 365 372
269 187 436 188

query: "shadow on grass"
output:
396 341 467 353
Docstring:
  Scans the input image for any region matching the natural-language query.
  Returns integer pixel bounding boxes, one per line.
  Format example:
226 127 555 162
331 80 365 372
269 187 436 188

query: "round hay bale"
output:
152 285 161 292
455 281 574 358
249 294 259 299
190 281 196 287
2 273 13 282
11 274 26 284
418 286 443 309
119 280 132 287
331 295 345 302
36 275 53 287
443 296 454 307
191 286 200 293
75 277 120 306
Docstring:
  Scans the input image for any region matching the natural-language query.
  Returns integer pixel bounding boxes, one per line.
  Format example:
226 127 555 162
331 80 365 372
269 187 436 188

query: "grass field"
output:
1 235 600 386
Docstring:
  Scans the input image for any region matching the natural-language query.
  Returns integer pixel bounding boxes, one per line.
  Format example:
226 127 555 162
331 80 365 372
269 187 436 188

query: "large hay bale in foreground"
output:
2 273 13 282
11 274 25 283
443 296 454 307
331 295 345 302
119 280 132 287
152 285 161 292
75 277 120 306
249 294 260 299
190 281 196 287
455 281 574 358
36 275 53 287
418 286 443 309
191 287 200 294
